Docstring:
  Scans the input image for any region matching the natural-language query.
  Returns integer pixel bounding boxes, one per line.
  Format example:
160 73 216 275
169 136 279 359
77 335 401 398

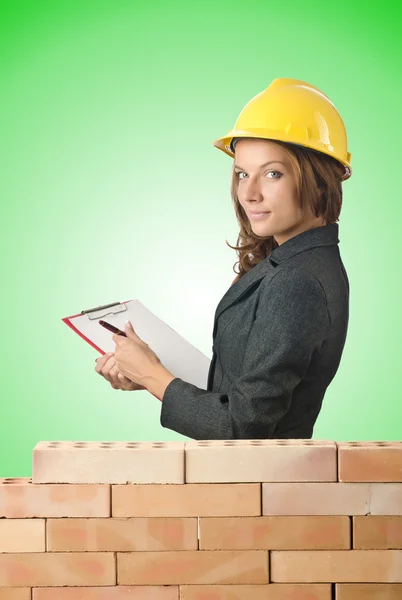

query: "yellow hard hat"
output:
212 77 352 181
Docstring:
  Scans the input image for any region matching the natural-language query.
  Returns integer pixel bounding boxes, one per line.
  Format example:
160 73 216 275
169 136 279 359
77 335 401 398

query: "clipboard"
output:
62 299 211 390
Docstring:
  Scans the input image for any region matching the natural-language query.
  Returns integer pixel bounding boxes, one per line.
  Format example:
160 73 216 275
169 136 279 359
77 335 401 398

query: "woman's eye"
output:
237 171 282 180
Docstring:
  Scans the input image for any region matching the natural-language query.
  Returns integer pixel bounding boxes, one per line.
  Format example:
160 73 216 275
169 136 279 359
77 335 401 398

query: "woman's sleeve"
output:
160 267 330 439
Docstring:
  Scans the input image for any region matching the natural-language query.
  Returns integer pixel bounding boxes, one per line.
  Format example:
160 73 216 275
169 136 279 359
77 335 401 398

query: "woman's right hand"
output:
95 352 146 391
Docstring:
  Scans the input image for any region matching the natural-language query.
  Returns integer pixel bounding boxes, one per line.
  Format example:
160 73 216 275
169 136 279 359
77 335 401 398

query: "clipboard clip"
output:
81 301 127 321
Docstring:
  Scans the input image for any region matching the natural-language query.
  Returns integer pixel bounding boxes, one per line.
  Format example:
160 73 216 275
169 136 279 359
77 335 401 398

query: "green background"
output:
1 0 401 478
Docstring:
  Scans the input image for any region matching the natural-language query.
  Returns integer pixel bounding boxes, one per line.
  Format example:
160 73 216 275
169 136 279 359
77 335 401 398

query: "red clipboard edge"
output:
62 316 106 355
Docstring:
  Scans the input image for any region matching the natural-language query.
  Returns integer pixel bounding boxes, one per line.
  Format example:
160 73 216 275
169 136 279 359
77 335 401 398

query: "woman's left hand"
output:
112 321 162 386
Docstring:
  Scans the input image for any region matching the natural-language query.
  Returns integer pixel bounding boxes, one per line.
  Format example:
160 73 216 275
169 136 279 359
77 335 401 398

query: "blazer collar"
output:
213 223 340 325
269 222 339 265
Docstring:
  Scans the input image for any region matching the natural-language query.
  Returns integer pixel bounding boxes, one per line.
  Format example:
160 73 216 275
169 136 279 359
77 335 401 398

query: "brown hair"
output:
225 139 345 284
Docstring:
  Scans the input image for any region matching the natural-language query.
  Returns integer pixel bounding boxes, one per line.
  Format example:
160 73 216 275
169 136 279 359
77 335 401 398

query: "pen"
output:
99 320 127 337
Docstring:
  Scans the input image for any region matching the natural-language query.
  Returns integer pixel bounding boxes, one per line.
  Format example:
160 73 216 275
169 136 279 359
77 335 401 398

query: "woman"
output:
95 77 352 440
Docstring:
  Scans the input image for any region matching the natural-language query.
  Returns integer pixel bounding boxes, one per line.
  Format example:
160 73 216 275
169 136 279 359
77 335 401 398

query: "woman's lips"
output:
248 211 271 220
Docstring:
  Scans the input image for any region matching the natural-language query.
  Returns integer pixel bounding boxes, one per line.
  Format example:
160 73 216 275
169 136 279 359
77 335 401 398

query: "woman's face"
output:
234 138 325 245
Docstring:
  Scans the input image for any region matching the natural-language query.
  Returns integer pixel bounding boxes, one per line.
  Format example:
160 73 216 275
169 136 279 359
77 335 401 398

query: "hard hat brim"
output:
212 131 352 181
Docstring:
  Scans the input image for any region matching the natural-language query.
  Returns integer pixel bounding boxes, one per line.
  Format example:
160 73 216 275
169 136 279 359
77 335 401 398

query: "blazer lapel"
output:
208 262 270 388
214 256 274 323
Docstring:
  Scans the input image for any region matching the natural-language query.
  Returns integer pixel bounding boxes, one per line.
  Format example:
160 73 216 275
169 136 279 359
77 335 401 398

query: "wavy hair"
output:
225 139 345 284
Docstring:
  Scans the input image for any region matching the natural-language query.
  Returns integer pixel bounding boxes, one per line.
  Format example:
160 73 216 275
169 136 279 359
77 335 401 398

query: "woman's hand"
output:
112 321 162 386
95 352 145 391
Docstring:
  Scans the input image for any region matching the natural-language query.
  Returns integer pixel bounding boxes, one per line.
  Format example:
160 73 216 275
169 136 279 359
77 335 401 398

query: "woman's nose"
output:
243 179 263 202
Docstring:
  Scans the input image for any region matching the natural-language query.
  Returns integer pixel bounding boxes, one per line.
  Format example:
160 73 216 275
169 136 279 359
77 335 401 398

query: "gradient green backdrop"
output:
1 0 401 477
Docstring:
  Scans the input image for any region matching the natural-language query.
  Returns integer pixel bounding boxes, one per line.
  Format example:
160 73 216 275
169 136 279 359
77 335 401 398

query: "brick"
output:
370 483 402 515
338 442 402 482
353 516 402 549
0 590 31 600
199 516 350 550
32 441 185 484
185 440 337 483
336 583 402 599
0 518 45 552
0 478 110 518
270 550 402 582
47 517 197 551
180 584 332 599
112 484 261 517
262 482 370 515
0 552 115 586
33 586 179 599
117 550 268 585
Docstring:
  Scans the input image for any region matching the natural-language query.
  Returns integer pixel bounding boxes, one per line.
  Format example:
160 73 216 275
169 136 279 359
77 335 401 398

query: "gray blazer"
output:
160 223 349 440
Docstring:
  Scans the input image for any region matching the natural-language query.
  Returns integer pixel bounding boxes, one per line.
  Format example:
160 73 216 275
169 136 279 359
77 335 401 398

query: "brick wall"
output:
0 440 401 599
